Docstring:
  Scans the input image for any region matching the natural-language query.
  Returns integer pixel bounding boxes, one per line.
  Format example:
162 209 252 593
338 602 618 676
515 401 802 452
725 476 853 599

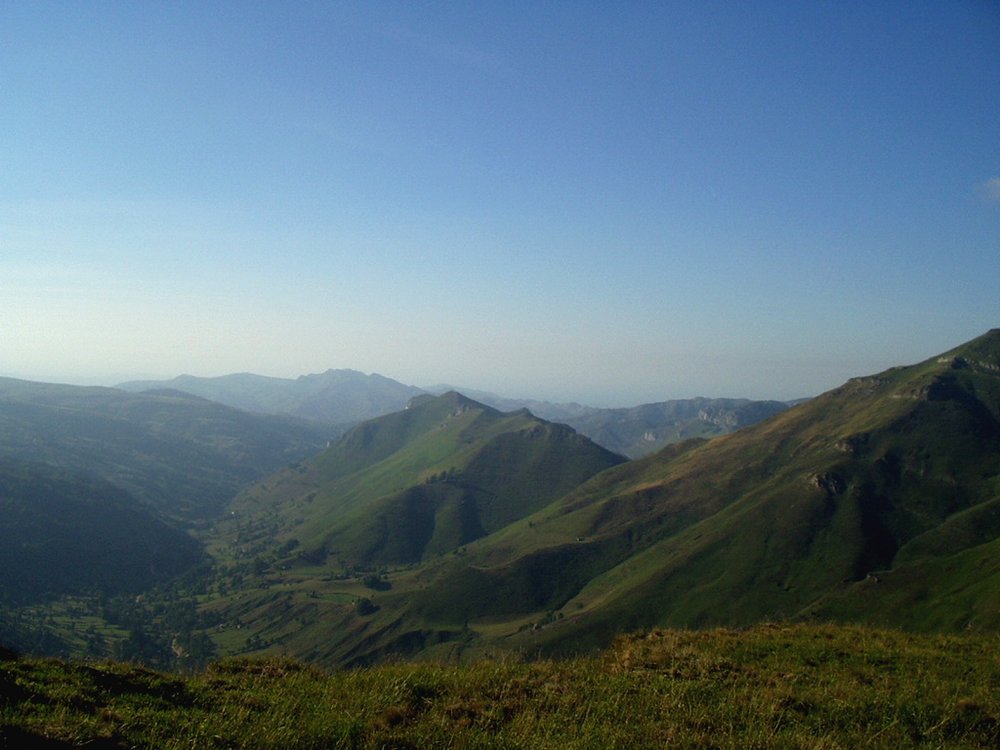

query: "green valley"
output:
2 331 999 674
187 330 1000 667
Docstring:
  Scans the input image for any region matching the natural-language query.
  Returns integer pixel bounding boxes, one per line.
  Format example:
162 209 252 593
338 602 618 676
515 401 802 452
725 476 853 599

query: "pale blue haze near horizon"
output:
2 1 998 406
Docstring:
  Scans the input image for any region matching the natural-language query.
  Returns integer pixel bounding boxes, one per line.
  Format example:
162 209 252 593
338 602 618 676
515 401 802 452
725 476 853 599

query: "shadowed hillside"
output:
0 378 330 521
0 460 202 605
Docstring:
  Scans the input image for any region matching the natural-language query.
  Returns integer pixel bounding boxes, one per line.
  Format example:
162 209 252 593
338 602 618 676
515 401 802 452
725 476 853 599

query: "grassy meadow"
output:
2 623 998 749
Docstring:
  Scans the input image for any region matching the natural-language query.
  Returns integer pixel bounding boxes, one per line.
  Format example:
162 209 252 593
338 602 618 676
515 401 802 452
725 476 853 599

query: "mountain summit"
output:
221 391 625 570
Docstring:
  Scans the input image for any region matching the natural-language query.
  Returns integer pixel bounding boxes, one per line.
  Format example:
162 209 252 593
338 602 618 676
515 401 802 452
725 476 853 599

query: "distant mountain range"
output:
117 370 424 428
119 372 792 457
427 387 792 457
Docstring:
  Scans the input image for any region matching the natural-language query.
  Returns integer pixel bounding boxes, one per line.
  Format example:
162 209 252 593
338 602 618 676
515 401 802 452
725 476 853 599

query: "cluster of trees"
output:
99 592 219 670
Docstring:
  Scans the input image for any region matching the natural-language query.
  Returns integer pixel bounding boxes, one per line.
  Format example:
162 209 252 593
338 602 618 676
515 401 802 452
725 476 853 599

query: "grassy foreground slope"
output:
2 624 997 749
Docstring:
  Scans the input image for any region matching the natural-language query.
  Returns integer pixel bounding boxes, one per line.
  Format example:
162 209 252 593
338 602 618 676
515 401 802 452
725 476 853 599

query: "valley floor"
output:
2 623 998 749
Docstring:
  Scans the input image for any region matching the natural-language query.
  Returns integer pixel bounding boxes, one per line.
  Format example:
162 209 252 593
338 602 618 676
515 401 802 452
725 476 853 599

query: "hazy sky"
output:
2 2 998 406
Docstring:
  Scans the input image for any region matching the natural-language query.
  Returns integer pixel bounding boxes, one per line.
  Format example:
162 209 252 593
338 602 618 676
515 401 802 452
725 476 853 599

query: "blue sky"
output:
2 2 998 405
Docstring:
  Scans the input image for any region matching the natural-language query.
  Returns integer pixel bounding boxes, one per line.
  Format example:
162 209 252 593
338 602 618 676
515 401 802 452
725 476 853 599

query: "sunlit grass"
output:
3 623 997 749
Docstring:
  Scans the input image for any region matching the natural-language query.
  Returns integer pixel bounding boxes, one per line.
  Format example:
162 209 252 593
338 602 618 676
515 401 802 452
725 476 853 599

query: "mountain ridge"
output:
425 385 794 457
5 330 998 669
219 391 626 570
119 370 793 457
197 329 1000 665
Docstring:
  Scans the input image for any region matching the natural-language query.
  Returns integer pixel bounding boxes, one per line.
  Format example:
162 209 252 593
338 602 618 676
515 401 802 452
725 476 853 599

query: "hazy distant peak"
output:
117 369 425 425
408 390 496 415
298 368 365 381
136 388 210 402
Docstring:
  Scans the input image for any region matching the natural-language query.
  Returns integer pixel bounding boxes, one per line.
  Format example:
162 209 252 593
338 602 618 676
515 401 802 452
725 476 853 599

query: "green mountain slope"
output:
407 330 1000 651
0 378 330 521
247 329 999 664
117 369 425 426
0 460 202 605
220 392 626 570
